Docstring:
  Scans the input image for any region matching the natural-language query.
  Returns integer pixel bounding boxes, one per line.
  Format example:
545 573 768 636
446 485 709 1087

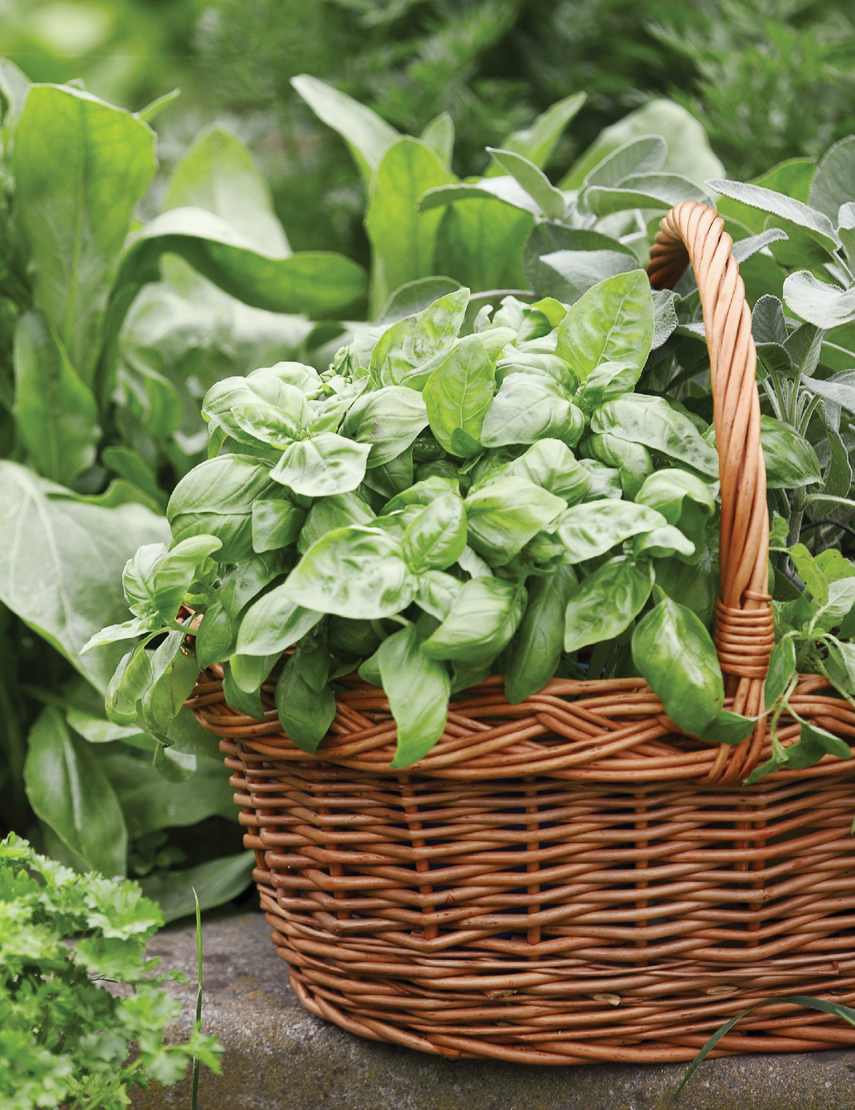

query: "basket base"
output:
256 883 855 1065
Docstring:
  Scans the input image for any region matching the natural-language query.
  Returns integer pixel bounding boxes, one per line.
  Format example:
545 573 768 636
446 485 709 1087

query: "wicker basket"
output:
187 201 855 1064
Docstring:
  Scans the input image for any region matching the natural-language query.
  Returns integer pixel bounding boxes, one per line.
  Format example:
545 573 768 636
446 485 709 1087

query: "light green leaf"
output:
465 477 566 564
708 179 840 257
370 287 469 389
481 375 576 447
421 578 526 663
271 433 371 497
402 493 467 572
420 112 454 166
556 500 667 563
809 136 855 224
783 272 855 330
13 310 100 484
139 851 255 923
760 416 822 489
556 270 654 379
585 172 710 217
564 557 654 653
486 147 566 219
591 395 719 477
378 623 450 767
291 74 399 188
24 707 128 876
501 92 586 169
583 135 667 188
340 386 428 466
236 588 321 656
13 84 155 386
365 137 456 315
424 333 496 454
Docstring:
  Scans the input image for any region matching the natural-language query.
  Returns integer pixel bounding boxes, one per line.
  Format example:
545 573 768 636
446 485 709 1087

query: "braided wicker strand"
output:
648 201 773 782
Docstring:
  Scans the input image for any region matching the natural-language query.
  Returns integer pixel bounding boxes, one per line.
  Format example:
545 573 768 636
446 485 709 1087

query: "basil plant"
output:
90 273 801 768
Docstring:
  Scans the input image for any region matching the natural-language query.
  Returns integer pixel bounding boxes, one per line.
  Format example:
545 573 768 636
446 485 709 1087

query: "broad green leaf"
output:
298 491 374 553
402 493 467 572
585 172 709 217
765 637 796 710
139 851 255 923
375 275 462 325
506 564 577 702
561 99 724 190
219 551 289 617
275 651 336 753
252 499 305 553
465 477 566 564
783 272 855 330
230 651 277 694
112 207 366 321
582 433 652 500
523 223 638 304
365 137 455 315
419 177 542 217
194 598 235 670
13 311 100 484
708 179 840 257
141 631 200 742
631 597 724 737
202 376 311 449
340 386 428 466
434 195 533 293
486 147 566 219
420 112 454 166
506 439 591 502
378 623 450 767
236 588 321 656
168 454 287 563
809 137 855 224
573 361 643 412
564 557 653 653
752 294 789 345
760 416 822 489
271 434 371 497
591 395 719 477
0 462 169 692
813 427 853 516
285 526 416 619
698 709 756 746
814 578 855 630
424 333 496 454
164 124 290 256
14 85 156 386
421 577 526 662
789 542 829 605
556 500 667 563
799 370 855 417
583 136 667 188
633 524 695 560
370 287 469 389
24 707 128 876
150 535 222 622
635 469 715 564
291 74 399 187
481 375 576 447
501 92 586 169
556 270 654 379
415 570 464 622
106 637 155 725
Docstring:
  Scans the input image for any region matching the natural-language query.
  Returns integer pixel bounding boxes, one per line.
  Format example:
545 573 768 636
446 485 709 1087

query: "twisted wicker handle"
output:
648 201 773 781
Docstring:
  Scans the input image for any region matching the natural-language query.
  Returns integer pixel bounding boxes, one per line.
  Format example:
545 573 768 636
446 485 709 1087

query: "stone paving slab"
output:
132 912 855 1110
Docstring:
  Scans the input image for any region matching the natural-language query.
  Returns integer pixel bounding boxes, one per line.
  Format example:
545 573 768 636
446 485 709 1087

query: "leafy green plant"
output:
0 832 222 1110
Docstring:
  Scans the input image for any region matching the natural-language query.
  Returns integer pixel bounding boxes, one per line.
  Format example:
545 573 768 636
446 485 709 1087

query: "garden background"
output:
2 0 855 922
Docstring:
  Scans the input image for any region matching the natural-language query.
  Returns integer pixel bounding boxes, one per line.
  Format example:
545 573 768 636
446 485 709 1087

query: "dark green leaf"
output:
760 417 822 489
236 587 321 656
140 851 255 924
194 598 235 670
376 623 450 767
275 653 336 753
422 577 526 663
506 564 577 703
765 637 797 711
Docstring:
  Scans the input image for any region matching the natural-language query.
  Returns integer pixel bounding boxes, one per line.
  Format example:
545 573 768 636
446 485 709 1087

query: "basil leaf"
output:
556 270 654 380
271 433 372 497
416 570 464 622
506 564 578 703
369 287 469 389
275 652 336 754
339 386 428 467
765 637 797 710
202 376 311 448
581 433 652 500
236 587 322 657
698 710 757 746
421 578 526 662
252 499 305 553
631 597 724 737
195 598 235 671
219 550 289 617
556 500 667 563
402 493 467 572
376 623 451 768
481 374 577 447
564 557 654 653
168 454 287 563
424 333 496 455
285 525 417 618
591 395 719 477
149 535 222 623
141 631 200 743
465 477 566 565
506 439 591 502
297 491 374 554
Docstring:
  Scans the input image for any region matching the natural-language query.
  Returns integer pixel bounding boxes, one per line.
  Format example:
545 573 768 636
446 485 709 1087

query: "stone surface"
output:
132 911 855 1110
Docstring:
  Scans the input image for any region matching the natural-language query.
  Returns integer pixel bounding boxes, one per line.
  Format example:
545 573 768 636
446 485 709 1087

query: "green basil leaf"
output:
222 659 264 720
506 564 578 703
814 578 855 630
633 524 695 560
384 476 459 514
698 710 757 746
564 557 654 653
236 587 321 656
591 395 719 477
339 386 429 466
465 477 566 565
556 270 654 380
376 623 451 768
416 570 464 622
195 598 235 671
496 351 578 392
789 542 829 605
285 525 417 618
581 433 652 500
150 535 222 622
421 578 526 662
765 637 797 710
369 287 469 389
424 333 496 455
275 653 336 753
297 491 374 554
760 416 822 489
140 631 200 742
402 493 467 572
795 721 851 763
573 361 643 412
168 454 287 563
556 500 667 563
505 439 591 503
219 551 289 617
105 637 155 725
631 597 724 737
202 376 311 448
481 375 575 447
152 742 197 783
252 499 305 553
271 433 371 497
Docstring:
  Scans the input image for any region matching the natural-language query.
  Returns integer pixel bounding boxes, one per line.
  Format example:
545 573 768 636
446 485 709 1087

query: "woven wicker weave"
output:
187 202 855 1063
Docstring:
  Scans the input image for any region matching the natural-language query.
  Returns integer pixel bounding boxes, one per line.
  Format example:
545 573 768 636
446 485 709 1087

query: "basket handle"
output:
648 202 773 781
